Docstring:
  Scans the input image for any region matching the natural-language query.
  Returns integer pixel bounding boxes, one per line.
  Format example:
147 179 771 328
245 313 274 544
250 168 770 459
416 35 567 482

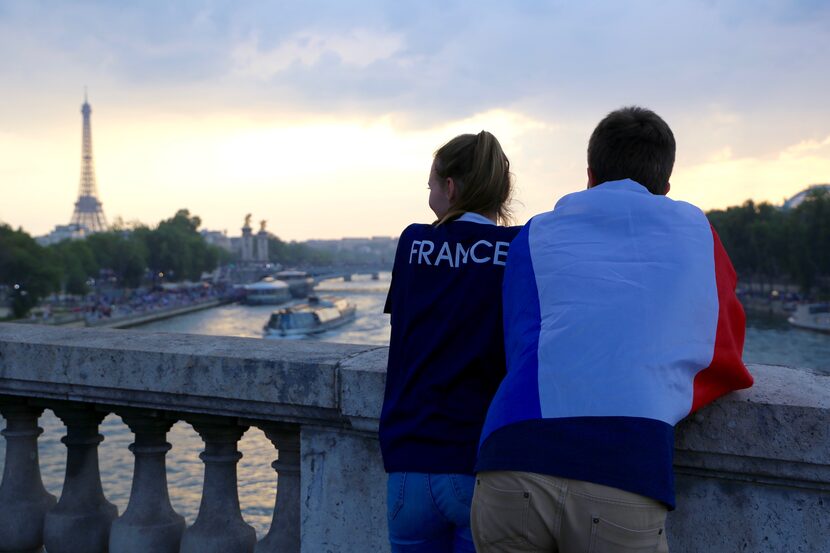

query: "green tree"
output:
0 225 60 317
49 239 99 295
708 189 830 295
267 236 333 267
86 231 149 288
137 209 226 281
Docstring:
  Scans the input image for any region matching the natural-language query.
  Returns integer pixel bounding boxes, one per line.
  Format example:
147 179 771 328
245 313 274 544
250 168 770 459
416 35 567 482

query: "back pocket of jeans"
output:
588 515 662 553
474 479 531 545
387 473 407 522
449 474 476 506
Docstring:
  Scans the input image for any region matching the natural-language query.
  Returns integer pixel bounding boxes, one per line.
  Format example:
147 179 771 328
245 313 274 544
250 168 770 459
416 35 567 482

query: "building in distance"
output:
783 184 830 210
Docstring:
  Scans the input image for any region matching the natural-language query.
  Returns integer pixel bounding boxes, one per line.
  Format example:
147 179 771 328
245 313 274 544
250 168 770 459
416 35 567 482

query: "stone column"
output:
256 231 270 263
0 399 56 553
109 410 185 553
180 418 256 553
255 424 300 553
43 404 118 553
241 225 254 263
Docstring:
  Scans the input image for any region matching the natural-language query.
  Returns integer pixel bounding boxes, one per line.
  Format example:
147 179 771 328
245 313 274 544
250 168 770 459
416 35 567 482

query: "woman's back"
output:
380 130 518 553
381 215 521 474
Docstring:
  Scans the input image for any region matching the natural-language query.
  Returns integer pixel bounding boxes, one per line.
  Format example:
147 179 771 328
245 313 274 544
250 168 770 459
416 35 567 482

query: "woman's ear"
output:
446 177 457 203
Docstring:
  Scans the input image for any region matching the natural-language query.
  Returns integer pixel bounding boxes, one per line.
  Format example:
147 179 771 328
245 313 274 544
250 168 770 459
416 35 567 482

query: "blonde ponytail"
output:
433 131 514 226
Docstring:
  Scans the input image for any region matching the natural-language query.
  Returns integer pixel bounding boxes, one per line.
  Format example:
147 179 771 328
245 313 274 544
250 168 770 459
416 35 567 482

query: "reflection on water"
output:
744 313 830 374
2 272 829 538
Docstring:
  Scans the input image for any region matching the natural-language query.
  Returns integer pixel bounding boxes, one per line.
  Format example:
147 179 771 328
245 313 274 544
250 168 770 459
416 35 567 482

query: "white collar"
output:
455 212 496 225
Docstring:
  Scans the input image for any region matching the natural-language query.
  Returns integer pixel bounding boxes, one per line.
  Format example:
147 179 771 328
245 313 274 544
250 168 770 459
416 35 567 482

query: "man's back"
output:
477 178 753 507
471 106 754 553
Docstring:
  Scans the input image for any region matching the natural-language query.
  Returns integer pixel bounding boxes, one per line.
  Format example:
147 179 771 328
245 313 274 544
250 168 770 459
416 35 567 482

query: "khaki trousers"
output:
472 471 668 553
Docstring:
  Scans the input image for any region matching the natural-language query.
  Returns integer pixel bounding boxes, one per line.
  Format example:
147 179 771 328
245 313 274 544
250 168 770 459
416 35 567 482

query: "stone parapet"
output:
0 322 828 552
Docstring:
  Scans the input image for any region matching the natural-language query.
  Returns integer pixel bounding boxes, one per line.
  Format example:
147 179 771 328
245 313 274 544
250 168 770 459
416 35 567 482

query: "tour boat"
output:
264 296 357 336
241 278 292 305
788 303 830 334
274 270 315 298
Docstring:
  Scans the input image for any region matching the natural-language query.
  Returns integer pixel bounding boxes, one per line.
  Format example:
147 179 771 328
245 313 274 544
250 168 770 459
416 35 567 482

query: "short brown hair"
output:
434 131 513 225
587 106 675 195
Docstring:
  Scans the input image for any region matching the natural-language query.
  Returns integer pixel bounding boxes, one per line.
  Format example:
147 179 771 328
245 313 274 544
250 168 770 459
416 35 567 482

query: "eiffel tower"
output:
70 91 107 232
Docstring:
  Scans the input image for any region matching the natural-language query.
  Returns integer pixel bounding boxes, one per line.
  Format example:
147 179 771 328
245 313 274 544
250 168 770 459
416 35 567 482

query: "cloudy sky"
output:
1 0 829 240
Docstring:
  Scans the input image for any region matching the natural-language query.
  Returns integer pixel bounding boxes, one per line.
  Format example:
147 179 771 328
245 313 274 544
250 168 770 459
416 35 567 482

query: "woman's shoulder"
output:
397 223 432 240
498 224 524 238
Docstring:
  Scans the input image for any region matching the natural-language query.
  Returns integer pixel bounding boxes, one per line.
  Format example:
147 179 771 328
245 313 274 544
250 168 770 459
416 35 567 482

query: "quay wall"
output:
12 298 230 329
0 323 828 552
88 298 228 329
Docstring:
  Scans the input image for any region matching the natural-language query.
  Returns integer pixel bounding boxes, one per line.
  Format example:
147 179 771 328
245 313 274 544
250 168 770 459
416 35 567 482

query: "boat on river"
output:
240 278 291 305
788 303 830 334
274 270 315 298
264 296 356 336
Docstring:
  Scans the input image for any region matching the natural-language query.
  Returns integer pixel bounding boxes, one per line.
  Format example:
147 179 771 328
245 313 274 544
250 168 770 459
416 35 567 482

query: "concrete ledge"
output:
676 365 830 487
339 347 388 431
0 323 372 424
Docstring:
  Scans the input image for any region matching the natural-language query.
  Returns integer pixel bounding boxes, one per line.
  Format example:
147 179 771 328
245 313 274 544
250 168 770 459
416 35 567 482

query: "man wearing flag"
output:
471 106 754 553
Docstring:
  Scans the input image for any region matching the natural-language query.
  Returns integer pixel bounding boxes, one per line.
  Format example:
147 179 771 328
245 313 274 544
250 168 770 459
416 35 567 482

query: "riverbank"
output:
87 298 232 329
740 295 795 317
11 297 234 330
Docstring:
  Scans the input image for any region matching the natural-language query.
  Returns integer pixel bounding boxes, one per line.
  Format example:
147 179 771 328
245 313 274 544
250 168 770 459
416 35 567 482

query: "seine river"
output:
1 273 828 538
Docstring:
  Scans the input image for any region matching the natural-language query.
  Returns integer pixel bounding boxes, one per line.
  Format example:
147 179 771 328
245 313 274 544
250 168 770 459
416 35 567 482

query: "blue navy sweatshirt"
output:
380 214 521 474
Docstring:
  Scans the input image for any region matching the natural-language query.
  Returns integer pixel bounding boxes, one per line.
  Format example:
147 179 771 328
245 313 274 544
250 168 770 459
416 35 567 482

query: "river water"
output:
1 273 828 537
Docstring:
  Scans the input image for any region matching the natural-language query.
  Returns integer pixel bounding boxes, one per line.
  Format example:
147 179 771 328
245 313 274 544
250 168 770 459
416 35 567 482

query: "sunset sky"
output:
1 0 829 240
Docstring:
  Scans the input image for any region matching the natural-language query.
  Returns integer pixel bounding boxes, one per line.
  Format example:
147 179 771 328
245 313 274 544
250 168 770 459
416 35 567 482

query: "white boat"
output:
264 296 357 336
241 278 292 305
788 303 830 334
274 270 315 298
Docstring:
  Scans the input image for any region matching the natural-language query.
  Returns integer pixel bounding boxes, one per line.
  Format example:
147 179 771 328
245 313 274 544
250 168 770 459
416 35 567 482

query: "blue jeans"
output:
387 472 477 553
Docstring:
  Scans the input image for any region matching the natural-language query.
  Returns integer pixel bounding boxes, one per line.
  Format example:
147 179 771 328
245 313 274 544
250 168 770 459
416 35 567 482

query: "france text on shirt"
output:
408 239 510 268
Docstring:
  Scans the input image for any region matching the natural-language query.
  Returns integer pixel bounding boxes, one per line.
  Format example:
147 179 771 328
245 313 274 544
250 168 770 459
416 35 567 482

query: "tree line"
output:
1 210 232 317
0 209 346 319
707 188 829 295
267 237 333 267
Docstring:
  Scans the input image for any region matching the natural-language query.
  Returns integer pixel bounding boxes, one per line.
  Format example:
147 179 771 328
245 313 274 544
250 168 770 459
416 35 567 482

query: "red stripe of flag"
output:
690 226 754 413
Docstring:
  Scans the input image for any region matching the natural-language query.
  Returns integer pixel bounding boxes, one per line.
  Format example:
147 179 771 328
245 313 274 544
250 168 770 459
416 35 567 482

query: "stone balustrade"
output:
0 322 829 552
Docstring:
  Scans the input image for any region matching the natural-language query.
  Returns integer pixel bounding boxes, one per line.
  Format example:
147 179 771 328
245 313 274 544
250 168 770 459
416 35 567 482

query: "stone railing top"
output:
1 322 829 471
0 323 385 426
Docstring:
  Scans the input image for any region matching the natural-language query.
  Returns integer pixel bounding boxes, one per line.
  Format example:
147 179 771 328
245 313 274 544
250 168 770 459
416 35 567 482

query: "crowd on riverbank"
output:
24 282 236 325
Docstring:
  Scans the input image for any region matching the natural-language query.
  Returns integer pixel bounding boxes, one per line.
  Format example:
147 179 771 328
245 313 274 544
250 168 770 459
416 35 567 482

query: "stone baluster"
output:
180 417 256 553
108 409 185 553
43 404 118 553
0 398 57 553
255 424 300 553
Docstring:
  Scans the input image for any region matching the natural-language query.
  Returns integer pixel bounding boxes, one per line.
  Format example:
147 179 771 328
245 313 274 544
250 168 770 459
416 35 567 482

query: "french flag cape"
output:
476 179 754 508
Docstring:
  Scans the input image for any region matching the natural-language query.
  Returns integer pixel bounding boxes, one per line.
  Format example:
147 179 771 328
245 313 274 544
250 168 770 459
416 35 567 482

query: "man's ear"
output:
587 168 597 189
446 177 457 202
664 182 671 195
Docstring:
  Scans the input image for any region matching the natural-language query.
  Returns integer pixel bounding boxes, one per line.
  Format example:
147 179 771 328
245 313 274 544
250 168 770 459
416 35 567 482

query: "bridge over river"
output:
0 323 828 552
305 265 387 284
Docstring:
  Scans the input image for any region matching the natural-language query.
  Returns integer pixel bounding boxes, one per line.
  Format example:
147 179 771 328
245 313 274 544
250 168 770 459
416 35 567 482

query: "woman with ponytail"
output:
380 131 521 552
